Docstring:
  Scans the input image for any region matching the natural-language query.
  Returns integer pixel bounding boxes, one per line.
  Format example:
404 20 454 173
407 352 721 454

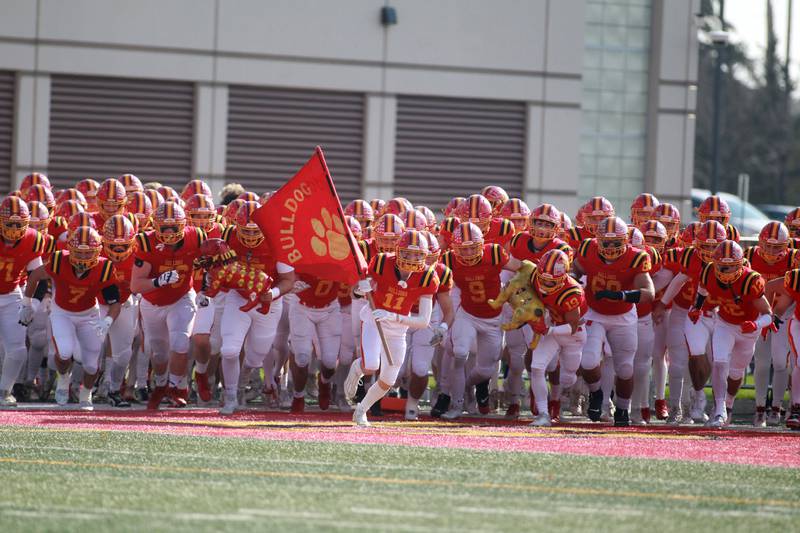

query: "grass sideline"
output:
0 426 797 532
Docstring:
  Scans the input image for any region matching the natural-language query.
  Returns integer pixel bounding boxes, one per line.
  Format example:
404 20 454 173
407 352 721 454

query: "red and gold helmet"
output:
758 221 790 263
102 214 137 263
184 194 216 232
54 199 85 221
451 222 484 266
456 194 493 233
67 212 97 237
237 191 260 203
23 184 55 211
68 226 102 271
27 201 51 233
144 189 165 211
694 220 727 262
259 191 274 205
784 208 800 239
437 216 459 249
369 199 386 216
422 230 441 266
20 173 51 196
481 185 509 215
595 216 628 261
181 179 212 201
76 179 100 212
536 248 571 295
223 198 245 226
712 240 744 285
628 226 645 249
394 197 414 212
558 212 572 241
697 195 731 225
197 238 234 269
679 221 702 248
373 213 405 253
157 185 181 203
0 196 30 241
96 178 127 219
362 225 373 240
234 201 263 248
153 201 187 245
415 205 437 231
580 197 615 236
574 208 585 228
344 199 374 229
119 174 143 197
654 203 681 239
529 203 561 240
126 191 153 230
344 215 362 240
55 188 88 210
443 197 466 218
395 229 429 273
382 198 408 217
402 209 428 232
630 193 660 226
500 199 531 233
640 220 668 253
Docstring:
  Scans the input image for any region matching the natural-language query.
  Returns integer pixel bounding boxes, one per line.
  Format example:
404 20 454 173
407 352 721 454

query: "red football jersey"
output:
411 262 453 313
442 243 509 318
577 239 651 315
296 273 340 308
535 276 587 326
134 226 207 306
509 233 573 264
783 269 800 320
484 217 514 247
222 226 277 278
337 282 352 307
46 251 115 312
743 247 798 282
636 246 662 317
661 246 704 310
0 228 47 294
99 254 135 305
191 222 224 290
358 239 378 265
566 226 592 250
726 223 740 243
369 254 439 316
699 265 764 325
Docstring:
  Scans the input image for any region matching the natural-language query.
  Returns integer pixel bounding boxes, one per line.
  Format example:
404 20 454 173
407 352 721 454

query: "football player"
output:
567 197 615 248
697 195 740 242
93 178 128 229
771 269 800 429
344 199 375 232
784 208 800 248
456 194 514 247
76 179 100 213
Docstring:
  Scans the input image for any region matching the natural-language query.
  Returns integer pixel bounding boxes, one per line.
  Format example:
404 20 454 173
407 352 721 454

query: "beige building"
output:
0 0 698 218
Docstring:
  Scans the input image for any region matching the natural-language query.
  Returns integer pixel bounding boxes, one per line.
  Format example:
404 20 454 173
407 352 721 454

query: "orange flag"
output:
252 146 367 285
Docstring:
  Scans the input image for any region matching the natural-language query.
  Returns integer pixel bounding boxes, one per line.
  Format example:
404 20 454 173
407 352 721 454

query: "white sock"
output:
220 357 240 396
155 372 168 387
772 367 789 410
358 381 387 412
0 351 26 391
168 373 182 388
712 362 729 416
56 371 70 391
531 370 549 415
406 397 419 410
668 373 683 409
79 386 92 403
616 396 631 410
194 361 208 374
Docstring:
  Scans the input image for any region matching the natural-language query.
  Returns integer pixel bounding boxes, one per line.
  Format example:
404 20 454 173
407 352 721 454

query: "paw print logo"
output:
310 208 350 260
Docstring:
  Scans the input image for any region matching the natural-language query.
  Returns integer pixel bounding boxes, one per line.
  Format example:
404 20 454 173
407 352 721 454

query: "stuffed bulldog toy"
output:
488 259 546 349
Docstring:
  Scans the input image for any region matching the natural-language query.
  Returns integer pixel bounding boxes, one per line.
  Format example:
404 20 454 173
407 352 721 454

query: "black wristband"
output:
693 293 706 309
621 290 642 303
153 276 162 288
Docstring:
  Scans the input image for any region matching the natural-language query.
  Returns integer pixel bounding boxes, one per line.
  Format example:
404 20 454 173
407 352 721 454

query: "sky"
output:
723 0 799 82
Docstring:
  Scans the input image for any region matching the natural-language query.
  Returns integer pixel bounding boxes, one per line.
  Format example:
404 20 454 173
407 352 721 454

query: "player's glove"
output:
372 309 398 323
154 270 179 288
687 308 701 324
18 298 34 326
94 316 113 339
429 323 449 346
740 320 758 334
195 292 210 308
760 315 782 340
354 278 373 296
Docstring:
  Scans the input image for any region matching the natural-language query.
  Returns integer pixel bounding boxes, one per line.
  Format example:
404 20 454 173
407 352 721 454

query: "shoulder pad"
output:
490 244 504 265
221 225 234 242
499 219 513 236
51 250 63 274
700 262 713 285
196 228 207 246
555 285 582 307
578 239 592 258
680 247 695 269
136 232 151 254
32 231 44 254
99 259 114 283
439 265 452 287
510 232 524 248
631 250 650 270
743 247 754 262
419 265 438 287
741 270 763 296
785 269 800 292
442 251 453 269
373 253 387 275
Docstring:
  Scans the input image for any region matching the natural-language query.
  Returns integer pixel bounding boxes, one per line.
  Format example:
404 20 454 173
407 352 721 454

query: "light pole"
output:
709 29 729 195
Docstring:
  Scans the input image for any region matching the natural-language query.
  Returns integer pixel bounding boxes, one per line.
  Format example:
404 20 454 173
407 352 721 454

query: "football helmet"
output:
234 201 263 248
157 186 181 204
344 215 362 240
96 178 127 219
237 191 260 203
395 229 429 273
55 188 88 210
535 248 571 295
382 198 408 217
126 191 154 230
422 230 441 266
580 197 615 236
416 205 437 231
630 193 660 226
443 197 466 218
628 226 645 249
55 200 85 221
27 201 51 233
184 194 216 232
68 226 102 271
120 174 144 196
784 208 800 239
223 199 245 226
694 220 727 263
529 203 561 240
402 209 428 231
23 184 56 211
451 222 484 266
259 191 275 205
558 212 572 241
712 240 744 285
758 221 790 263
500 199 531 233
344 199 374 229
20 173 51 195
196 238 234 270
67 212 97 237
481 185 509 215
0 196 30 241
679 221 702 248
369 199 386 216
697 195 731 225
373 214 405 253
595 216 628 261
153 201 187 246
654 203 681 239
76 179 100 212
102 214 137 263
456 194 493 233
640 220 668 253
181 179 212 201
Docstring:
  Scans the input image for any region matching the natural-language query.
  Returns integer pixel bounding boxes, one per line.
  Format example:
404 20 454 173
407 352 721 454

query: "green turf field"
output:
0 426 796 532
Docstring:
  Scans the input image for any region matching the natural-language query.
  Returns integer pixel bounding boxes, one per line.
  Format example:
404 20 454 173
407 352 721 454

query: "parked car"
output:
755 204 795 221
691 188 771 238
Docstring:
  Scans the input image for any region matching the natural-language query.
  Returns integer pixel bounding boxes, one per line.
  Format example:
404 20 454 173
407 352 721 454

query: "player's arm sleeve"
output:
659 272 689 305
25 256 43 272
397 295 433 329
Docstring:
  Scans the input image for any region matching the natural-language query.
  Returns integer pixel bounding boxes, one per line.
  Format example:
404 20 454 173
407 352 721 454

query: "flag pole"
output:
315 146 395 366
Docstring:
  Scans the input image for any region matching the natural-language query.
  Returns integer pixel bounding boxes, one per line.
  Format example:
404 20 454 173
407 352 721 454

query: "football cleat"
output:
785 405 800 430
706 414 726 429
666 405 685 426
504 403 520 419
430 393 451 418
353 405 370 427
441 400 464 421
548 399 561 423
0 390 17 407
587 390 603 422
753 407 767 428
767 407 783 426
134 387 150 403
344 360 364 400
195 371 212 403
613 408 630 427
78 387 94 411
147 385 168 410
290 396 305 414
219 394 238 416
640 407 651 424
169 387 188 408
630 409 646 426
405 403 419 421
107 391 130 408
689 393 709 423
317 375 332 411
529 413 552 427
475 380 491 415
654 399 668 420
